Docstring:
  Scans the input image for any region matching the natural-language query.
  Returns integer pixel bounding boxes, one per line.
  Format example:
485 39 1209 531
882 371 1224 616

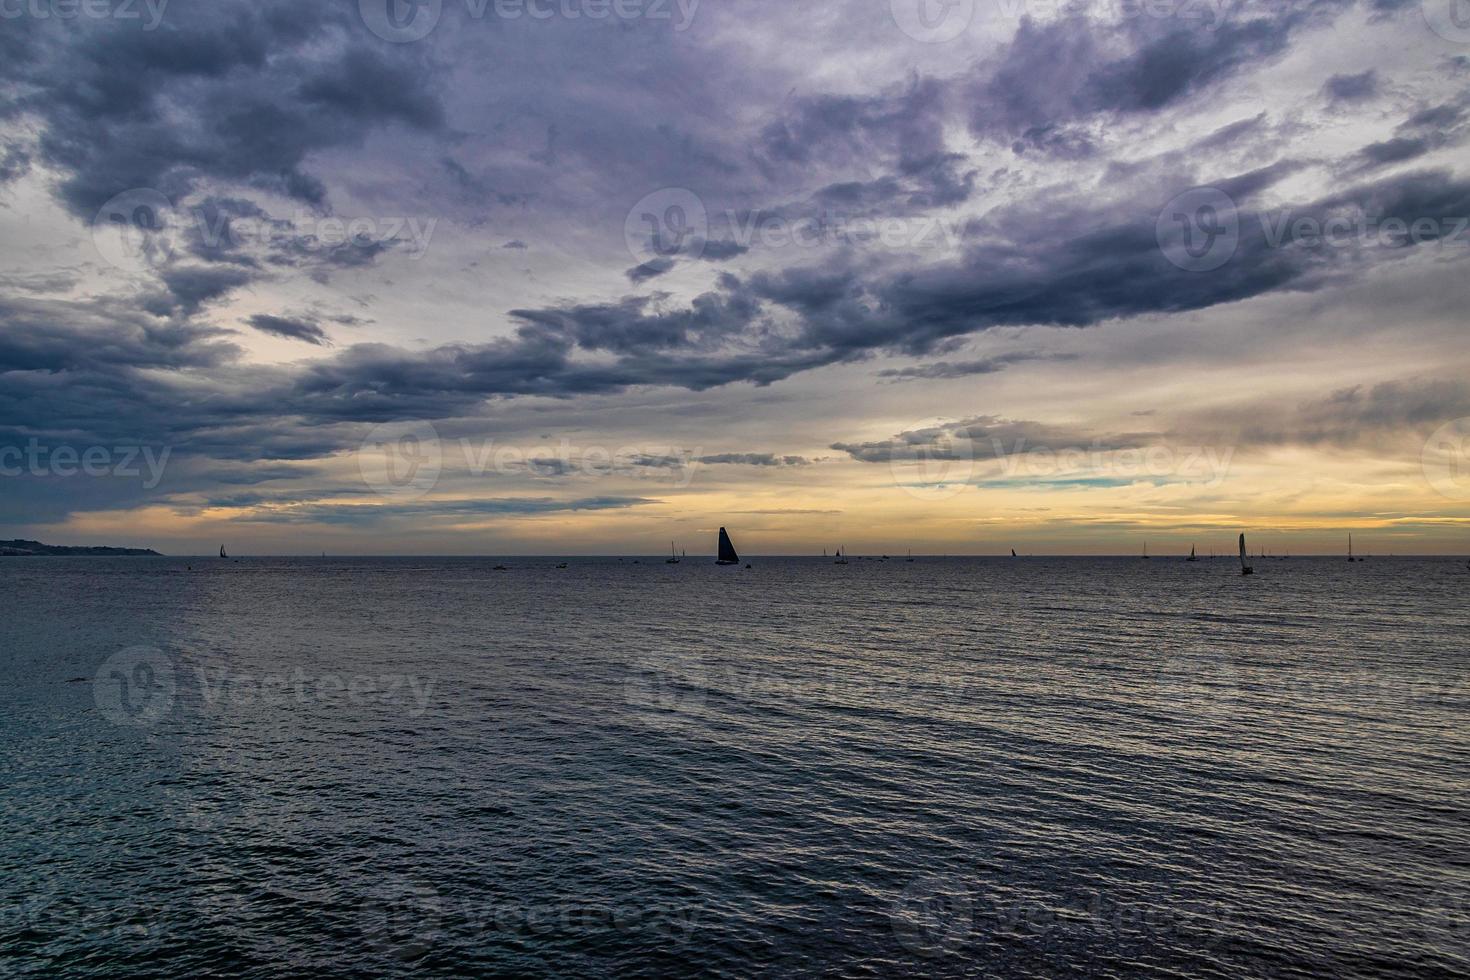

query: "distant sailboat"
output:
1347 533 1357 562
666 541 680 564
1239 532 1254 576
1141 541 1149 559
834 546 848 565
1011 548 1017 558
716 527 740 565
219 545 227 559
1187 544 1198 562
906 549 914 562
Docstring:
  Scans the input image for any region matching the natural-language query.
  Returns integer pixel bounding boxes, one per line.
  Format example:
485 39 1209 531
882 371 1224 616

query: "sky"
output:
1 0 1469 556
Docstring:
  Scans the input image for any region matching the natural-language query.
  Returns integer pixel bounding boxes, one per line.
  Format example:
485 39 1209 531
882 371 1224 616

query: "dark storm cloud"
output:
6 2 447 220
698 239 749 261
244 314 332 347
151 266 259 317
1324 70 1379 104
964 6 1342 153
1355 137 1432 169
695 453 810 466
5 157 1465 477
626 257 676 283
876 352 1074 382
2 0 1459 536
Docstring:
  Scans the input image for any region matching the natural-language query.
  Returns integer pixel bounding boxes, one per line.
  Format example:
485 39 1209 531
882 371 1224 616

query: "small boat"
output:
834 546 847 565
906 549 914 562
555 562 568 569
219 545 228 559
1187 544 1198 562
1239 532 1254 576
1347 533 1357 562
1011 548 1018 558
666 542 680 564
493 564 509 571
1141 542 1149 560
716 527 740 566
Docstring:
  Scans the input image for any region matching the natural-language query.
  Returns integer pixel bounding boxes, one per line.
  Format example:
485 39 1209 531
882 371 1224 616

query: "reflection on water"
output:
2 556 1467 976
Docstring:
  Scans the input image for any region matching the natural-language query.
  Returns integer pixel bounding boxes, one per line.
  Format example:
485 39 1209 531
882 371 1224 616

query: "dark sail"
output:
716 527 739 565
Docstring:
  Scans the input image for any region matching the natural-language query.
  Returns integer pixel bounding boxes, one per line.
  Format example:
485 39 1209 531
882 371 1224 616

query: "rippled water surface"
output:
3 556 1468 977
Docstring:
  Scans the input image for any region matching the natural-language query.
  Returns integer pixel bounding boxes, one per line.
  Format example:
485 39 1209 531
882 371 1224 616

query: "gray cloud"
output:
244 314 331 346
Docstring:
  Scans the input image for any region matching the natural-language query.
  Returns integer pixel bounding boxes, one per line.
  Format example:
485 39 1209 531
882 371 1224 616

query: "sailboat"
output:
1187 545 1198 562
834 546 848 565
1011 548 1017 558
906 549 914 562
1347 533 1357 562
716 527 740 566
666 541 680 564
219 545 227 559
1141 542 1149 559
1239 532 1254 576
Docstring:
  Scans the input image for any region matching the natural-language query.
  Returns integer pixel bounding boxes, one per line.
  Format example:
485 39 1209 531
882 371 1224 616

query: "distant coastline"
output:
0 539 162 557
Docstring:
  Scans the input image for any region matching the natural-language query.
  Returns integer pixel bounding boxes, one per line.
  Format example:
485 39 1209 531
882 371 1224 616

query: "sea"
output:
2 555 1467 977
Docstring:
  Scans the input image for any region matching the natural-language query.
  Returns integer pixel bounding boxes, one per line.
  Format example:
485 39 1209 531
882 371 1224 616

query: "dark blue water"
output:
2 556 1467 977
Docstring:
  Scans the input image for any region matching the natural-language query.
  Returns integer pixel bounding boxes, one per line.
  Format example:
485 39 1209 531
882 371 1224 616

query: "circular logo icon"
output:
890 875 974 957
94 645 177 727
360 877 443 961
889 0 975 43
92 188 175 271
886 420 974 500
1152 651 1239 728
624 652 706 730
624 188 708 264
1157 186 1239 272
1422 417 1470 500
360 0 442 42
1423 0 1470 44
1419 881 1469 958
357 420 442 500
